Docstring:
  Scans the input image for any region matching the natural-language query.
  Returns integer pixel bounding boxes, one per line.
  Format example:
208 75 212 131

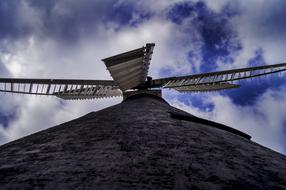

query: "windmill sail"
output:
0 78 122 99
151 63 286 92
0 43 285 99
102 43 155 91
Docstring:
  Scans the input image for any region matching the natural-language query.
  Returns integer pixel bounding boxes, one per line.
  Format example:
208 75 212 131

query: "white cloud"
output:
0 95 121 143
203 0 230 12
216 0 286 70
0 0 285 155
0 0 186 144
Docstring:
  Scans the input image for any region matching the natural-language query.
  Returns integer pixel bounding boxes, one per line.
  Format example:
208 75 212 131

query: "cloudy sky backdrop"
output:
0 0 286 154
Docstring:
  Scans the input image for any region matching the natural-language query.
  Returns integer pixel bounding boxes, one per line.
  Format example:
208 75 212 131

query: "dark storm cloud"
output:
177 93 215 112
248 1 286 39
224 49 268 105
166 1 242 110
0 0 32 41
224 48 285 106
167 1 241 73
0 0 151 44
166 1 286 110
224 75 286 106
0 112 17 128
25 0 119 42
222 1 286 107
248 49 265 67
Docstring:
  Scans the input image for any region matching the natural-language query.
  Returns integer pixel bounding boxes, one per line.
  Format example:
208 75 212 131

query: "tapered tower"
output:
1 43 286 189
0 94 285 190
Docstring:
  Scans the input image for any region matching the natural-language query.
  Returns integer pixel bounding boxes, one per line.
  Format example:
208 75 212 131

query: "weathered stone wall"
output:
0 94 285 189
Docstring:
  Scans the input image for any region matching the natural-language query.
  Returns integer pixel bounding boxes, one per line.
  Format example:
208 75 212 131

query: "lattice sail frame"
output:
150 63 286 92
0 78 122 100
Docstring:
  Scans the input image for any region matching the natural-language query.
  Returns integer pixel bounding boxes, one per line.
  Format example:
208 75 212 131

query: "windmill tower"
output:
0 44 286 189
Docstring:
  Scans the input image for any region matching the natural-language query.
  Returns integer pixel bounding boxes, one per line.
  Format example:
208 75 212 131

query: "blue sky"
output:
0 0 286 154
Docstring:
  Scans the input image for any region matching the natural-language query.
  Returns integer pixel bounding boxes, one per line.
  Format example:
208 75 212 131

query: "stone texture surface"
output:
0 94 286 190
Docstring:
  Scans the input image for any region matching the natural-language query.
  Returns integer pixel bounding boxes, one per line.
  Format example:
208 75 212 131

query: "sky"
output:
0 0 286 154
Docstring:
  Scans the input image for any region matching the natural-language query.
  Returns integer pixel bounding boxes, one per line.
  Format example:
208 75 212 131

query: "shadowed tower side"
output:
0 94 285 190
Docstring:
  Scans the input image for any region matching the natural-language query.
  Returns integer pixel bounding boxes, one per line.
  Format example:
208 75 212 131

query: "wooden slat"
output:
103 43 155 91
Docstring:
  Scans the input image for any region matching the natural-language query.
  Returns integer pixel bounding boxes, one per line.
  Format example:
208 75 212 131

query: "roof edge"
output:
170 112 251 140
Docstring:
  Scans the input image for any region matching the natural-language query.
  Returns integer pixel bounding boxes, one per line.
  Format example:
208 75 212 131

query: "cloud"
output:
0 95 122 142
0 0 285 155
162 0 286 154
0 0 187 144
222 0 286 68
168 87 286 154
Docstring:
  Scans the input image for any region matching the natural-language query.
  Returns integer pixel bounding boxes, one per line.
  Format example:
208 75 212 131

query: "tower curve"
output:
0 94 285 189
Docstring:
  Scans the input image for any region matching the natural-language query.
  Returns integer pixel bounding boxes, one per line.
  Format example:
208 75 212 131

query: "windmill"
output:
1 43 286 189
0 43 286 101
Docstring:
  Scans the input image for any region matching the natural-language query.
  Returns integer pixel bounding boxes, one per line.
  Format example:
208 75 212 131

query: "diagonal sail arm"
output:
0 78 122 99
151 63 286 90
